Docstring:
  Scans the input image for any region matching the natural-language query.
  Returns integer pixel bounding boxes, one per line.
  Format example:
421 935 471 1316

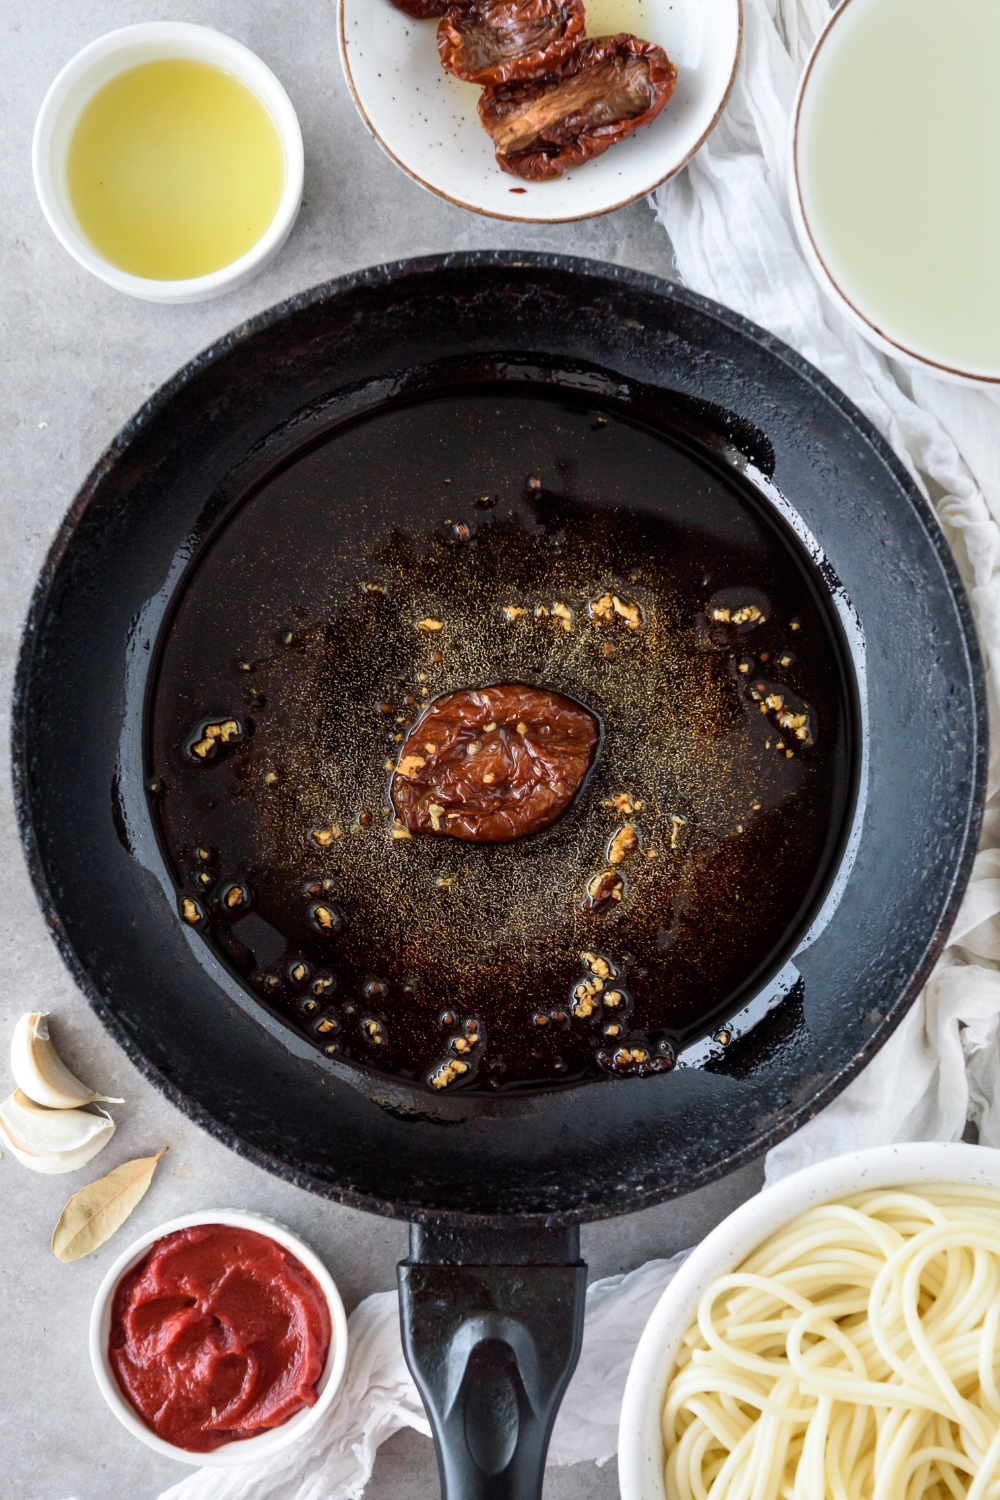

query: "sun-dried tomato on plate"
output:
390 0 448 18
478 33 677 180
437 0 585 86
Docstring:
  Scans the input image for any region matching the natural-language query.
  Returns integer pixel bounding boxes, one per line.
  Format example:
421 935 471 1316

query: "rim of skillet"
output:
10 251 988 1226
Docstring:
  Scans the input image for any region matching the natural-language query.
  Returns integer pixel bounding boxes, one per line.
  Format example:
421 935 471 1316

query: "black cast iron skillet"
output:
13 255 985 1498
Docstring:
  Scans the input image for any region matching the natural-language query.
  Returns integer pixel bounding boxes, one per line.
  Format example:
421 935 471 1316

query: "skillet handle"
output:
398 1224 586 1500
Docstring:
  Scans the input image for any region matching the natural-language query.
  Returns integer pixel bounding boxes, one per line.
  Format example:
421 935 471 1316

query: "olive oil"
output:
149 381 852 1091
584 0 655 35
66 58 285 281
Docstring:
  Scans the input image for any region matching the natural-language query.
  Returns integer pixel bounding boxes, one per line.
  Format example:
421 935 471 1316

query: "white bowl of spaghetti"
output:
618 1142 1000 1500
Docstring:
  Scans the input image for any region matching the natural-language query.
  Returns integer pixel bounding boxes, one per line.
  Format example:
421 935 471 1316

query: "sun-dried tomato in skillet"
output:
437 0 584 86
392 684 599 842
478 34 678 180
391 0 447 18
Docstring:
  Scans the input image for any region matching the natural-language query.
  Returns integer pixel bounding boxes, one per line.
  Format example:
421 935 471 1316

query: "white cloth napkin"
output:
157 3 1000 1495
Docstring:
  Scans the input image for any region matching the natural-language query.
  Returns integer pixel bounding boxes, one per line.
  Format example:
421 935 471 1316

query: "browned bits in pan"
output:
702 589 771 642
363 1018 386 1045
180 897 203 924
438 0 584 86
429 1057 469 1089
596 1034 668 1076
619 1045 648 1065
189 718 242 760
311 902 342 933
582 869 624 912
713 605 763 625
608 824 639 865
589 592 642 630
451 1017 482 1053
478 35 677 181
222 882 250 910
311 826 340 847
572 973 603 1018
581 951 615 980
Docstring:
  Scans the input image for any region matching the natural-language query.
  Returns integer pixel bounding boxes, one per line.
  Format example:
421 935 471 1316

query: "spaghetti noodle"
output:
662 1185 1000 1500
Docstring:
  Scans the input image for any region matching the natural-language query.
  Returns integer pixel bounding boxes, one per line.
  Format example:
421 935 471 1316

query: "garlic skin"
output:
0 1089 115 1174
10 1012 123 1110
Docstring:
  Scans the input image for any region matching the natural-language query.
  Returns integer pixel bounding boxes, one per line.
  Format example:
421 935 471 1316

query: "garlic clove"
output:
0 1089 115 1174
10 1012 123 1110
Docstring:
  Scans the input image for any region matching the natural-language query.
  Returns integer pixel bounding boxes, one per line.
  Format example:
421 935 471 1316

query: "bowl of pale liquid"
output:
792 0 1000 384
33 23 303 303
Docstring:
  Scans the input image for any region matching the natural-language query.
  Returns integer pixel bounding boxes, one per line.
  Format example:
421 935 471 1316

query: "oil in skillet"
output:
67 59 284 280
147 388 851 1092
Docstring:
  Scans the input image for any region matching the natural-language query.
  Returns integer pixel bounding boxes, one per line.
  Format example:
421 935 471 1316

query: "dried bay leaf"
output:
51 1148 168 1263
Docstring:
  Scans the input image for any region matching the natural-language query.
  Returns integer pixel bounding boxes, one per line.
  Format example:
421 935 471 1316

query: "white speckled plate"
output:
338 0 742 222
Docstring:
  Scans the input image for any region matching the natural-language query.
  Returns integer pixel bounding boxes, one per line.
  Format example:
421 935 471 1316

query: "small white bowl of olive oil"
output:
33 23 304 303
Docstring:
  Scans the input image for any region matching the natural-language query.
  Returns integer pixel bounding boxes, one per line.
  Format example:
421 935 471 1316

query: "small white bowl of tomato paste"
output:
89 1209 349 1466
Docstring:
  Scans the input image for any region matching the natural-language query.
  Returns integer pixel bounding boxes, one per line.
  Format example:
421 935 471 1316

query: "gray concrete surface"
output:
0 6 764 1497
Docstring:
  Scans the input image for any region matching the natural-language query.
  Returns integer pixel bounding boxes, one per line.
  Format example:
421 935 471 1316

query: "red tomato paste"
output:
109 1223 331 1453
